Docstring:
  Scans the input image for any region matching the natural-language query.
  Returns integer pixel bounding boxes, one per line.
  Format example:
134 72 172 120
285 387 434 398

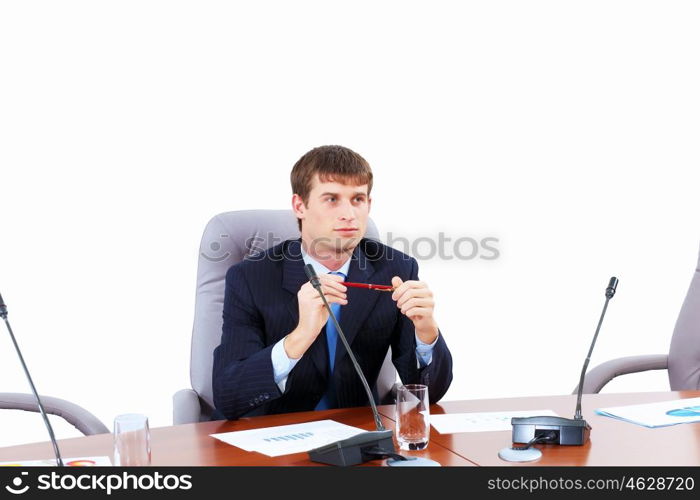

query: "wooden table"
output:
0 406 472 466
2 392 698 466
378 391 700 466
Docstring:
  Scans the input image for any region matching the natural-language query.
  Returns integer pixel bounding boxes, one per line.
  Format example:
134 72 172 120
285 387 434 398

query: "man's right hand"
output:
283 274 347 359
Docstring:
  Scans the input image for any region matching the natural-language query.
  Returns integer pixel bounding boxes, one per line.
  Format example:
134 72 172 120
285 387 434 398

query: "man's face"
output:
293 174 371 255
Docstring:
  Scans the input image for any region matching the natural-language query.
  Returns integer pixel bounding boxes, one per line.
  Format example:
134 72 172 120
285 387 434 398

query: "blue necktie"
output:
315 271 345 410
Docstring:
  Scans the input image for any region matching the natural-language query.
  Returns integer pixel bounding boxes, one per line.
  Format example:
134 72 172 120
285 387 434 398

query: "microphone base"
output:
511 416 591 446
308 430 395 466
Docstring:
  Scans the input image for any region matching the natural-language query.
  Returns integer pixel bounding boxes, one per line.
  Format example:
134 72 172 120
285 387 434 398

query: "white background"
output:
0 1 698 448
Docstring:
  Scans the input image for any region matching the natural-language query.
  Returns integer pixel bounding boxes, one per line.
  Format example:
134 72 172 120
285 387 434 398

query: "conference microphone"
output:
0 292 65 466
500 277 619 462
303 264 397 466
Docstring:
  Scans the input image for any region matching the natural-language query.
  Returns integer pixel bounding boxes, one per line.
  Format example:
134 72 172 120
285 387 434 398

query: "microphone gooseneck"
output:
304 264 386 432
1 292 64 466
574 276 618 420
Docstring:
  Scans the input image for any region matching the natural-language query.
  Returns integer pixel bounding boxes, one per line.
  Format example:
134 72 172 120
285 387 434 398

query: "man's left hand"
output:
391 276 439 344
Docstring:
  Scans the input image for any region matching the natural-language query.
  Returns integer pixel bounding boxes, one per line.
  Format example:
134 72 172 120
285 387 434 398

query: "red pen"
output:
341 282 395 292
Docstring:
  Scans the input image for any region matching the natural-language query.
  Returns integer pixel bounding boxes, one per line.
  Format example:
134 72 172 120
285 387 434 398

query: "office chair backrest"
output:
668 243 700 390
190 209 391 418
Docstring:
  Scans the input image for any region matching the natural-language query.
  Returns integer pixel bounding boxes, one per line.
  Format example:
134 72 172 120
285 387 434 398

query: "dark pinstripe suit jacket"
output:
212 238 453 420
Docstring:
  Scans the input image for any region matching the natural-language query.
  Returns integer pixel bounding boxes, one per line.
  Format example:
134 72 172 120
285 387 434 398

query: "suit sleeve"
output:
390 258 453 403
212 264 285 419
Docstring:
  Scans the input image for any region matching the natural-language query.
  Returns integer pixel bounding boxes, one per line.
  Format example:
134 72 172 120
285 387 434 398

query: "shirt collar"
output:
300 246 351 277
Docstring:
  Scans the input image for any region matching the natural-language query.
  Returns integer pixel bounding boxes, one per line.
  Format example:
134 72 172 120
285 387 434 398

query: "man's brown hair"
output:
291 145 373 231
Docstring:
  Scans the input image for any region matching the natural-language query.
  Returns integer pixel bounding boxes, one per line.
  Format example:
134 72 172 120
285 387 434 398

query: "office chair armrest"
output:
173 388 202 425
571 354 669 394
0 392 109 436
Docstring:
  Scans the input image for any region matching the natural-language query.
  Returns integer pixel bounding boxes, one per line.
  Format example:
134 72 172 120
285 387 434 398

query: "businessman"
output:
212 145 453 419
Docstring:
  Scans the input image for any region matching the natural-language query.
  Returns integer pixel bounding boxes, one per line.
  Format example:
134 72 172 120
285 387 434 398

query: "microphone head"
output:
605 277 618 299
304 264 321 289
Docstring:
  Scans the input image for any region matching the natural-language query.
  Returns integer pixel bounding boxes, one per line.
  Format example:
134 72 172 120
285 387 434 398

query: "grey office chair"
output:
173 209 396 424
576 241 700 393
0 393 109 436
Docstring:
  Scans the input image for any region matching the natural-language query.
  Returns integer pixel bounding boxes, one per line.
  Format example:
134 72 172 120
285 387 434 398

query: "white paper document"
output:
210 419 367 457
596 397 700 428
430 410 559 434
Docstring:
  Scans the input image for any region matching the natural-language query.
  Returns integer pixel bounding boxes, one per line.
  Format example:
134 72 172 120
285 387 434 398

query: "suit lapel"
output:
282 239 328 378
282 239 307 299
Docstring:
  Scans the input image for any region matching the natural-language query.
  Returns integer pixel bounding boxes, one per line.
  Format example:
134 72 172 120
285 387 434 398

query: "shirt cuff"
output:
271 337 301 393
415 332 438 368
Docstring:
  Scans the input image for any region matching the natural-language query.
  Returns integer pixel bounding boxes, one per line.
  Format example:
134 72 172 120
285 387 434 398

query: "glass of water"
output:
113 413 151 466
395 384 430 451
